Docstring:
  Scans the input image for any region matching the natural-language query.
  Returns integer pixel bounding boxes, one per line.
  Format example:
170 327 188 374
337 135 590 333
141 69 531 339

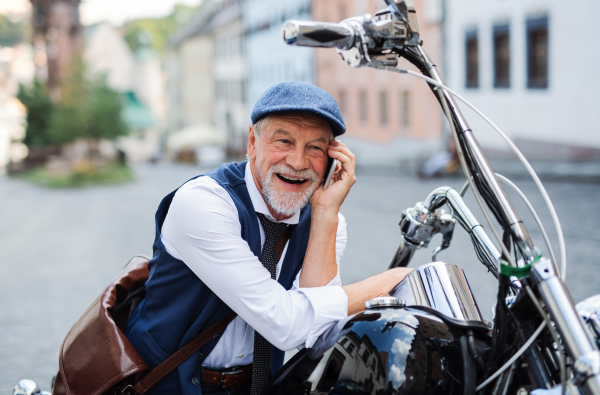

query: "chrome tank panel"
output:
391 262 484 323
269 307 462 395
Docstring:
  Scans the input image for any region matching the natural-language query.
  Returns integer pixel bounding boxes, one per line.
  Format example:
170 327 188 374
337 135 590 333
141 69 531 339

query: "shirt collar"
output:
245 161 300 225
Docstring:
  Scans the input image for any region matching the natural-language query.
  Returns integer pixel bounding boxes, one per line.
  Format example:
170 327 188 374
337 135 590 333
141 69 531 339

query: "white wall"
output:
444 0 600 153
84 23 135 92
213 12 249 156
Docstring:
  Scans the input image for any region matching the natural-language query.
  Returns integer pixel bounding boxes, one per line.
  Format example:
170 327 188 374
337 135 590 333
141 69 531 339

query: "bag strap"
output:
130 312 237 394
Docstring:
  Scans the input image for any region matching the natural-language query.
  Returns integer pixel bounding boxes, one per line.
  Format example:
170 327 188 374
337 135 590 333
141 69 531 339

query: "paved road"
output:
1 162 599 392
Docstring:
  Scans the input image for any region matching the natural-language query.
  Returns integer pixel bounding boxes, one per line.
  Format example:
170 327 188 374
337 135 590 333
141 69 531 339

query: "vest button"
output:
198 353 204 360
192 377 200 386
213 334 220 340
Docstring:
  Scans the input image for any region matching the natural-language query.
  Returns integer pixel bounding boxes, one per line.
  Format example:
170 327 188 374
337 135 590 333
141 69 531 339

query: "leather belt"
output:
201 366 253 388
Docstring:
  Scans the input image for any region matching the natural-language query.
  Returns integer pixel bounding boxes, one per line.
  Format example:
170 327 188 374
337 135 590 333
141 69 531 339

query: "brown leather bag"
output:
52 255 235 395
53 255 151 395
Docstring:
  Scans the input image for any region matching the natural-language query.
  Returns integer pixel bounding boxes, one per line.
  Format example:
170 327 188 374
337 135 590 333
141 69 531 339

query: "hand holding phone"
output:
323 157 338 190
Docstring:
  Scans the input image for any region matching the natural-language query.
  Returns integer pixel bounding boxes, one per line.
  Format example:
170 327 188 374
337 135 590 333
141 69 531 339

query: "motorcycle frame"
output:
284 2 600 392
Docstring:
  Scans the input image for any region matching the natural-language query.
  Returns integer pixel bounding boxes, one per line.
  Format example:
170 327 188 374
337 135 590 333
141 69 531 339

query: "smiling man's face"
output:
248 113 332 220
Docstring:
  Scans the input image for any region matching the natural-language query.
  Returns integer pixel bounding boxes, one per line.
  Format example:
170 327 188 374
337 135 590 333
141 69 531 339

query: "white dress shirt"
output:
160 164 349 368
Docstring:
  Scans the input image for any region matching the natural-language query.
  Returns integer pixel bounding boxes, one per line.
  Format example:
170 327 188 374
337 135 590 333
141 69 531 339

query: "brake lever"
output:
431 213 456 261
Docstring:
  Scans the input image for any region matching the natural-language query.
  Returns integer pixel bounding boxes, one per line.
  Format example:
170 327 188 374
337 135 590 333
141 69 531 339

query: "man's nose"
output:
285 146 309 170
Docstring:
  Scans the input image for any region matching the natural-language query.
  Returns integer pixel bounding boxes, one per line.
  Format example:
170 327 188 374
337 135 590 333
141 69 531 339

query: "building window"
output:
379 91 388 125
400 91 410 128
359 90 367 123
527 16 549 89
493 24 510 88
362 349 370 364
338 89 347 116
347 343 355 355
465 30 479 88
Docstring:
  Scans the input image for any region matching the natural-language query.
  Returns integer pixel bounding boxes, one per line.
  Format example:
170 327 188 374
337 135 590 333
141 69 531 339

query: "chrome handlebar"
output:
282 20 355 50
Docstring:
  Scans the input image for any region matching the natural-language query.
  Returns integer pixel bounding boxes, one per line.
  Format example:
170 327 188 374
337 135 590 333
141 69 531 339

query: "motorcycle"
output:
14 1 600 394
265 1 600 394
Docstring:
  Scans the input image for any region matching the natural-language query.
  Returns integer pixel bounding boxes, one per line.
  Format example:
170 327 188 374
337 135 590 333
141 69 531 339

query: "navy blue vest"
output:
125 161 311 394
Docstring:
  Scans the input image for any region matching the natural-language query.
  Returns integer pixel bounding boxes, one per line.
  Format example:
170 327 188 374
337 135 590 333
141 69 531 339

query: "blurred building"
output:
0 45 34 173
243 0 314 109
210 0 248 158
312 0 444 167
163 0 445 166
29 0 83 98
165 0 226 164
84 22 164 161
444 0 600 160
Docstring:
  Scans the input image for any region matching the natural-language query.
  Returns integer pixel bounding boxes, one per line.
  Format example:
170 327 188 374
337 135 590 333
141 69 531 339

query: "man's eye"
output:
279 139 290 144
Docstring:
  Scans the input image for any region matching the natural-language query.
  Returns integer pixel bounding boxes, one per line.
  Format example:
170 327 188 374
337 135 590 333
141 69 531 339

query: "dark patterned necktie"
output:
251 213 289 395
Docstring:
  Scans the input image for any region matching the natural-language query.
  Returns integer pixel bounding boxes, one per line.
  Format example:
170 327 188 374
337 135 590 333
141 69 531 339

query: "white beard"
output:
262 163 319 216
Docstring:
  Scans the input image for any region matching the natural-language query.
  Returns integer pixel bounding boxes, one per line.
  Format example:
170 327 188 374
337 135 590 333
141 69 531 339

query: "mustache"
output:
268 163 319 181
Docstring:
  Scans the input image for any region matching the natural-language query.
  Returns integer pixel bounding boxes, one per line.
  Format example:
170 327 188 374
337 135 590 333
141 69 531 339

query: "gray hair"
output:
252 116 271 138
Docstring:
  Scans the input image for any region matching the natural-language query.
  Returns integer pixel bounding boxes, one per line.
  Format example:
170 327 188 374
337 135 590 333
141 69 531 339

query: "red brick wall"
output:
313 0 443 144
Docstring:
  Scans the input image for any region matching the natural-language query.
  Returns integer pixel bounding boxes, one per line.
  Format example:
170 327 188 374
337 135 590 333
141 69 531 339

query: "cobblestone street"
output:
1 161 599 392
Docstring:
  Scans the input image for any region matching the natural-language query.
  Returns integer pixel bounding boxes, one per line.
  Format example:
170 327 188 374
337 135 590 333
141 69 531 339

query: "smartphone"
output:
323 157 338 189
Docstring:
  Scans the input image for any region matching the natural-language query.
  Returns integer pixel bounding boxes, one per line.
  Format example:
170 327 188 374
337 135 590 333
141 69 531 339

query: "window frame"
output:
526 16 549 89
400 90 410 128
379 90 388 126
465 29 479 89
493 24 511 88
358 90 368 123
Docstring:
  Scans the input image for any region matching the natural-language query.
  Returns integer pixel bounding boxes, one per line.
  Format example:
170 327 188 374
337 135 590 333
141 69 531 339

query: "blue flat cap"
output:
251 81 346 136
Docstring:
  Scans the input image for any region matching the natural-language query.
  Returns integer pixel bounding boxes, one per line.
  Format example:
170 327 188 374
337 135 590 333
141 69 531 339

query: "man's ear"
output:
247 125 256 160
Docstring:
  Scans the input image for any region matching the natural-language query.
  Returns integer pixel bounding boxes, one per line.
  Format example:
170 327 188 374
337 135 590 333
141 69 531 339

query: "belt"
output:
201 366 253 388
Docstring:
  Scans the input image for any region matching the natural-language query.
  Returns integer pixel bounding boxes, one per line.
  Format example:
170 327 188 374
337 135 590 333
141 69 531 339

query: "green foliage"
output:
17 79 55 148
49 58 129 147
18 57 129 150
86 76 129 141
48 57 88 145
123 3 198 54
0 14 27 47
18 161 134 188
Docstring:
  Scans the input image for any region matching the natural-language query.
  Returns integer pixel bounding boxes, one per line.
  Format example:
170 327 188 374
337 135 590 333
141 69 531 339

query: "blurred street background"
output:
1 0 600 392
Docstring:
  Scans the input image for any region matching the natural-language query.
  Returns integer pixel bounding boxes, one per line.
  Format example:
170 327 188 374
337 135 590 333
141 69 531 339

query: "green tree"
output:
48 57 88 146
48 57 129 158
17 79 55 148
16 56 131 161
84 74 129 156
123 3 198 54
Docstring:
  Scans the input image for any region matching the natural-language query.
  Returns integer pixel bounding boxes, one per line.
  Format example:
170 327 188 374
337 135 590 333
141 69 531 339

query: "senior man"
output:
124 81 410 394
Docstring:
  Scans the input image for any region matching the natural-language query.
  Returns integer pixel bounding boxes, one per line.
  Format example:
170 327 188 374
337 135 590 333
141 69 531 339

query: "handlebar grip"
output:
282 20 355 49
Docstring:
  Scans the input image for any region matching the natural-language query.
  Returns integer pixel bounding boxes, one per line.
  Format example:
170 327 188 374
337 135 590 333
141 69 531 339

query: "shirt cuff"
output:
295 285 348 349
291 269 342 290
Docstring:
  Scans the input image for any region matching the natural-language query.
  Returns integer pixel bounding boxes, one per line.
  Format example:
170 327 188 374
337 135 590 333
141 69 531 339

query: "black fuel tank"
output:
269 307 463 395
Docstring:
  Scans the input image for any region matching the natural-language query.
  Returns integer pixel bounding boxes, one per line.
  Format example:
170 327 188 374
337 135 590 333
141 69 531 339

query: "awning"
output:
166 122 226 151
